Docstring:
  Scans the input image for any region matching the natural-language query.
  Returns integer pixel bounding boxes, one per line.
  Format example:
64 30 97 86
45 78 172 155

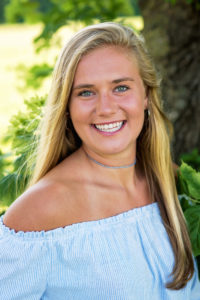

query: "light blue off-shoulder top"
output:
0 202 199 300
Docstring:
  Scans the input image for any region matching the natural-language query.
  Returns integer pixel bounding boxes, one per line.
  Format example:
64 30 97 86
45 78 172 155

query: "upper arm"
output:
3 180 66 232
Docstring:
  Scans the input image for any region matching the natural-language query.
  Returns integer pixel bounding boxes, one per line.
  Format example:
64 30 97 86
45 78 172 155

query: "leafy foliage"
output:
0 0 9 23
180 148 200 171
177 162 200 206
177 161 200 276
184 206 200 256
5 0 41 23
4 1 139 90
5 0 135 51
165 0 200 9
0 95 45 209
0 150 11 180
16 63 54 90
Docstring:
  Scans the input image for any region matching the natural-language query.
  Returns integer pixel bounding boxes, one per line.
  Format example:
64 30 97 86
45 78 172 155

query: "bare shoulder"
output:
3 151 94 232
3 178 73 232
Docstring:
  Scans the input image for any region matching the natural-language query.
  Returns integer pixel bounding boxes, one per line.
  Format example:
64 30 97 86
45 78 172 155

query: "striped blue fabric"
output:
0 202 199 300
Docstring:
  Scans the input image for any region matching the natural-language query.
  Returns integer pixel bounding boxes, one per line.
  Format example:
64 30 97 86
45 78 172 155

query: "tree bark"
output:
138 0 200 162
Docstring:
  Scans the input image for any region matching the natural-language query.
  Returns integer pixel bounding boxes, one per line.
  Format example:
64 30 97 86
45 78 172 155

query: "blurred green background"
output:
0 0 199 271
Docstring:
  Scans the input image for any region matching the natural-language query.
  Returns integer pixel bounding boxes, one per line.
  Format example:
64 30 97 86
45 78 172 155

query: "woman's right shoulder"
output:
3 179 73 232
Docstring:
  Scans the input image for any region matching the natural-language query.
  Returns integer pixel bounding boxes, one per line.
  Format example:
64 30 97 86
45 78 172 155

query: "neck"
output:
81 147 138 189
85 152 136 169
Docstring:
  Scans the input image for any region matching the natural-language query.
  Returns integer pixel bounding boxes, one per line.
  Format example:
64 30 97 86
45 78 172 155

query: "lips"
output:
93 121 125 133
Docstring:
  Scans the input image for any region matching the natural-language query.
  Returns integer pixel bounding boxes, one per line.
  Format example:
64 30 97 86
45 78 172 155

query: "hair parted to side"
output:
29 22 194 289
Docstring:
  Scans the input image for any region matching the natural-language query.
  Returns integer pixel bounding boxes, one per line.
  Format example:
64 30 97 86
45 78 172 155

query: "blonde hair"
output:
29 22 194 289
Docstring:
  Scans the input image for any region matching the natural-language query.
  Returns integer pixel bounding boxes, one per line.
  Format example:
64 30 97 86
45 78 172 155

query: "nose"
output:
96 92 117 116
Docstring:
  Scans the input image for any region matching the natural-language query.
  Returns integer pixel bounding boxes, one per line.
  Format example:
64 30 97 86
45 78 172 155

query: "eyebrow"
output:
73 84 94 90
73 77 134 90
112 77 134 84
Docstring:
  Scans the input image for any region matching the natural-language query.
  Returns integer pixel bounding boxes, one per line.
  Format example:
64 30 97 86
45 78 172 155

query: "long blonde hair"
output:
29 22 194 289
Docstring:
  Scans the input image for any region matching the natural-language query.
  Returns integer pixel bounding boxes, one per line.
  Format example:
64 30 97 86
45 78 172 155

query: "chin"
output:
95 145 133 157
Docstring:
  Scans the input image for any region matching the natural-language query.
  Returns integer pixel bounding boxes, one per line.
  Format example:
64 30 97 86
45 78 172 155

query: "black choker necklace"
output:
86 153 136 169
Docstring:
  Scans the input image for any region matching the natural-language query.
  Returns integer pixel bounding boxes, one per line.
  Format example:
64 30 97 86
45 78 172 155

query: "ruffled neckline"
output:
0 202 160 240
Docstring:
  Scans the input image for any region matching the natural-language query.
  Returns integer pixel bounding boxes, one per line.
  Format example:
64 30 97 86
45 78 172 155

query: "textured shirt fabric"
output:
0 202 199 300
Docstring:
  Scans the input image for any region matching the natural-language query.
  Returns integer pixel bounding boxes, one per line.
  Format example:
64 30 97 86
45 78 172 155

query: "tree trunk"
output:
138 0 200 162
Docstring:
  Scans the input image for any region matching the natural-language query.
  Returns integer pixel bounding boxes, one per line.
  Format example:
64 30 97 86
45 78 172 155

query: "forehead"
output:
73 46 140 83
81 45 137 65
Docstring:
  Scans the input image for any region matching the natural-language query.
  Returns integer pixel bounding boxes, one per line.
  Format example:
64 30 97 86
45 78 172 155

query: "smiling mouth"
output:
93 121 126 133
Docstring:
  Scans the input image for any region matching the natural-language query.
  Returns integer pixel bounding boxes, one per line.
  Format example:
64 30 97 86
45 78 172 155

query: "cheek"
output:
69 101 84 125
122 97 145 133
69 100 93 122
121 96 145 118
69 101 94 140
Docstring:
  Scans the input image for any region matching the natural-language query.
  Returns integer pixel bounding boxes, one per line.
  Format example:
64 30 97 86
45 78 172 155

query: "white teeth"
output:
94 121 123 132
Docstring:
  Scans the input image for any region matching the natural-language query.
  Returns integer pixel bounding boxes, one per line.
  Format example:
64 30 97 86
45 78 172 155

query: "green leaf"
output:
178 194 194 211
0 95 45 204
177 170 189 195
180 148 200 171
16 63 54 90
184 206 200 256
5 0 40 23
0 173 18 204
179 162 200 200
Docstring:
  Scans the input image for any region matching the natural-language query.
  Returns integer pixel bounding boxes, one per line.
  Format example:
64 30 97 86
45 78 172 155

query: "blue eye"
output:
115 85 129 92
78 90 93 97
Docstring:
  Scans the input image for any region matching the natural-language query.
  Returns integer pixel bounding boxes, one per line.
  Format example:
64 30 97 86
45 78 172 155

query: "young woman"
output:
0 22 199 299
